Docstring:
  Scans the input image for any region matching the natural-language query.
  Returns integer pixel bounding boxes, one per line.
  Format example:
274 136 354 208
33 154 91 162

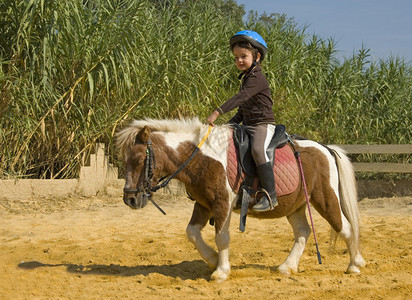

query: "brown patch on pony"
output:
298 145 343 233
188 202 212 229
173 142 229 234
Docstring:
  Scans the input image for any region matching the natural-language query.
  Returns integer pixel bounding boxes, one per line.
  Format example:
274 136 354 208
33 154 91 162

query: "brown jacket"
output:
217 66 275 125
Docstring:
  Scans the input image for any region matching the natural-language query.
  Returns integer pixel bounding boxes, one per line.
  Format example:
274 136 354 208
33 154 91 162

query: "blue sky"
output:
236 0 412 62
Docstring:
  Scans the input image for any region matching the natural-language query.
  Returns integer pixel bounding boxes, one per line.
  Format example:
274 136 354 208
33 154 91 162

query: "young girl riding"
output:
206 30 277 213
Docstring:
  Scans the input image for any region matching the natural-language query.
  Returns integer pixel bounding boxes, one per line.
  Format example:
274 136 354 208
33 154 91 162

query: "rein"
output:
125 125 213 215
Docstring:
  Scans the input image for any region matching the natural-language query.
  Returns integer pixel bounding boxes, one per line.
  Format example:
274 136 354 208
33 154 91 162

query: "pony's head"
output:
116 117 229 211
116 123 156 210
116 118 205 210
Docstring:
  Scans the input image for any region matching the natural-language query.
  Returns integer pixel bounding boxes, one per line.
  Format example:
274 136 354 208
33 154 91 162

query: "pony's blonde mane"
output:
116 117 205 155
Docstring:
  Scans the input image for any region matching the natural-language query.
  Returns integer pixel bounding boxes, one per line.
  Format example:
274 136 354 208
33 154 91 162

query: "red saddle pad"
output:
227 132 300 196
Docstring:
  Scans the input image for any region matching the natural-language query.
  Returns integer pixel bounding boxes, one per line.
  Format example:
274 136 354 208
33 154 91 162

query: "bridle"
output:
123 125 213 215
123 137 166 215
123 138 155 195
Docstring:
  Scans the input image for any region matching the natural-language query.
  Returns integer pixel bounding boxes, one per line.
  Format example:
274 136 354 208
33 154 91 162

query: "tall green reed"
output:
0 0 244 178
0 0 410 179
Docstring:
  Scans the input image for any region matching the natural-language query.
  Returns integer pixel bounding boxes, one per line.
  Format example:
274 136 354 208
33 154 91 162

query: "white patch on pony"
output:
294 140 340 198
201 125 232 171
163 131 197 150
127 118 202 150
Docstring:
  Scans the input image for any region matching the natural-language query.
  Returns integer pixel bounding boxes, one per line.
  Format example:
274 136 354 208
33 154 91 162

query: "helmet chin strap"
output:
238 60 257 79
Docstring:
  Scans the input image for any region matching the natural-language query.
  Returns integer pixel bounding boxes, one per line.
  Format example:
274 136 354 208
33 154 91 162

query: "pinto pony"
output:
116 118 365 282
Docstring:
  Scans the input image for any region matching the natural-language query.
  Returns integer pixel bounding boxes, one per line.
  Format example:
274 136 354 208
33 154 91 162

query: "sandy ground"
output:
0 193 411 299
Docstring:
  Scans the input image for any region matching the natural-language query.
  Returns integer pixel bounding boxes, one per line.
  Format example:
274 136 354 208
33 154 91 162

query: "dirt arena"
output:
0 193 411 299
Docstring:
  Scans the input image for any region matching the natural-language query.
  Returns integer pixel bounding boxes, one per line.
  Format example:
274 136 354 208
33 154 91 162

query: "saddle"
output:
227 124 300 232
227 124 300 196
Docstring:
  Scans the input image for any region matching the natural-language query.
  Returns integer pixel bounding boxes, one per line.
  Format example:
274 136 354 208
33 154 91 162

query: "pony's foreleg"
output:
186 202 218 269
278 205 311 276
210 208 232 283
337 214 366 274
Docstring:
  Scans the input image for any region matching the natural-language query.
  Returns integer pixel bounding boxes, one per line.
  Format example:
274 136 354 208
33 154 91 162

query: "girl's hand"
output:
205 110 220 126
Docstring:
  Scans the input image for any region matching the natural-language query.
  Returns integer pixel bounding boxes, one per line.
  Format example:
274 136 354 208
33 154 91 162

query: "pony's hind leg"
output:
335 214 366 274
186 202 218 269
278 205 311 276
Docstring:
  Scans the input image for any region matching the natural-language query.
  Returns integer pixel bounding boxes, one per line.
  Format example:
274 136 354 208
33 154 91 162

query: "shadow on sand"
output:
18 260 211 281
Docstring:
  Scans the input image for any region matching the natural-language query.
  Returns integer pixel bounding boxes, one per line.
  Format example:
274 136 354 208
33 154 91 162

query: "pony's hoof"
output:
278 264 297 276
210 268 230 283
355 255 366 268
346 265 361 274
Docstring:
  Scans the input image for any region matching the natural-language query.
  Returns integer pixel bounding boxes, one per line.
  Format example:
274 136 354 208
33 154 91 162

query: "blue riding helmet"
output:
230 30 268 60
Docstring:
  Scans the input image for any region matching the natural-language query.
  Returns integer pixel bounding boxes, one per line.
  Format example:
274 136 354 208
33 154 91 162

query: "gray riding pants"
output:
244 123 276 166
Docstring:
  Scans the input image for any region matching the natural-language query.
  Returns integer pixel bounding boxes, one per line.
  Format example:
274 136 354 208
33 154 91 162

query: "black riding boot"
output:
252 162 278 212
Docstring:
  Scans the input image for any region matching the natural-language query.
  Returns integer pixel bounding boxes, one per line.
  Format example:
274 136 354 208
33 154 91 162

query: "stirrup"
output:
252 189 277 212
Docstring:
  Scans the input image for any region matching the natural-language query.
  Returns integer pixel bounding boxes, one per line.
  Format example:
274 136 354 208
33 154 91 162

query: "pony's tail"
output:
328 145 361 252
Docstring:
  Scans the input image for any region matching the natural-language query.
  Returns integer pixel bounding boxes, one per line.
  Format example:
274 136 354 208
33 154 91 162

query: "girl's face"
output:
233 45 260 72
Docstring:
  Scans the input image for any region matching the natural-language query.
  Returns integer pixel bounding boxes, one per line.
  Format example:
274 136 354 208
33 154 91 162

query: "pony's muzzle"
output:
123 192 149 209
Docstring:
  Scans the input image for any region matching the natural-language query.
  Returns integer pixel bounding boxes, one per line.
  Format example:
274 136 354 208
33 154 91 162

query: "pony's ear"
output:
135 126 151 144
